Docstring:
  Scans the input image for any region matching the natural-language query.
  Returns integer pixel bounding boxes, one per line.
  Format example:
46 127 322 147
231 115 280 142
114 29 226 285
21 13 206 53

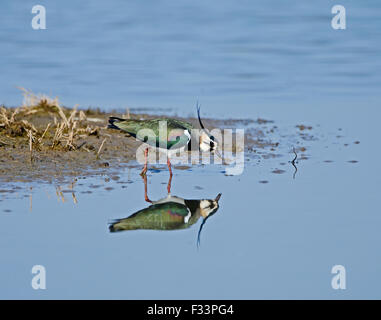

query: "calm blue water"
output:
1 0 381 116
0 0 380 299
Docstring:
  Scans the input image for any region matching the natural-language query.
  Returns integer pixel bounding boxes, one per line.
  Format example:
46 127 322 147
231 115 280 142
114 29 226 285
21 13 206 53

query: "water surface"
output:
0 0 380 299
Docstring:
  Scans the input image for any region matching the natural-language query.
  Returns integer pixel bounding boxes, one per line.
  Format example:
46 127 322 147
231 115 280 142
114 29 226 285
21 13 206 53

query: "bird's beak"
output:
215 193 222 202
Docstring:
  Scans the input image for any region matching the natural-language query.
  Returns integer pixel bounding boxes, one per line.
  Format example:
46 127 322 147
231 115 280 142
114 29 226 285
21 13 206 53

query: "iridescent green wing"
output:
112 119 194 150
165 119 194 150
110 202 193 232
169 119 194 132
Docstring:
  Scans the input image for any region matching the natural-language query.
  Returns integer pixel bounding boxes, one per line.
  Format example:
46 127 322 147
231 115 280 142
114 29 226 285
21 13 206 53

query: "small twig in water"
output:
291 147 298 165
291 147 298 179
72 192 78 204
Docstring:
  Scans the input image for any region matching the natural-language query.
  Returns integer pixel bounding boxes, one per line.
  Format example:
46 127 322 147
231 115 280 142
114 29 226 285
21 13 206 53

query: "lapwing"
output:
108 104 221 181
109 190 221 247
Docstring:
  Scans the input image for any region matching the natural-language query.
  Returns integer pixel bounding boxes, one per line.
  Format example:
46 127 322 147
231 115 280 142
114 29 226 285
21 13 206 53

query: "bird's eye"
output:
210 136 215 141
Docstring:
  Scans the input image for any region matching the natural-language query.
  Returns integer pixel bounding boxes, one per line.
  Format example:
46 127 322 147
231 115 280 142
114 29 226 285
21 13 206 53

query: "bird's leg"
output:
167 157 173 194
142 174 152 203
140 147 149 176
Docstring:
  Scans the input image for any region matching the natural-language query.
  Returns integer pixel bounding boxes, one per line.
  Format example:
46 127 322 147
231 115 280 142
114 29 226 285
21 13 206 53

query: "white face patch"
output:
199 132 216 152
200 200 210 209
200 200 217 218
200 141 210 152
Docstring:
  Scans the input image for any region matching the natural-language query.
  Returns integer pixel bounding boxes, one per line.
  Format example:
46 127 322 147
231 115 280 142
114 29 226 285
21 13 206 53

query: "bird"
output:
109 191 222 247
108 104 220 185
109 173 222 247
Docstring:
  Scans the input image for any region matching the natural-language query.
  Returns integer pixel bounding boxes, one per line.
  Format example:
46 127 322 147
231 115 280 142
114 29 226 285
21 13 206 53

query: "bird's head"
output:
199 131 217 153
199 193 221 218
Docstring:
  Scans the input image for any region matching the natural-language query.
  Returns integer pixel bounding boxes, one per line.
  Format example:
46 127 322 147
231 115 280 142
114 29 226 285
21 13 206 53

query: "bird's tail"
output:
108 117 126 130
109 219 140 232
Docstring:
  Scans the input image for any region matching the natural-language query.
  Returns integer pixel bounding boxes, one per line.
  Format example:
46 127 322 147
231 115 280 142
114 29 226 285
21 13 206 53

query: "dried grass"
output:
2 88 113 159
96 138 107 159
18 87 60 114
0 106 38 137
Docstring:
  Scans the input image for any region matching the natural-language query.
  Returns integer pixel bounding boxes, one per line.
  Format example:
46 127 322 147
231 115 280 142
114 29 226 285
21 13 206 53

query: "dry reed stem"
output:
96 138 107 159
79 110 87 121
38 123 51 145
26 129 34 161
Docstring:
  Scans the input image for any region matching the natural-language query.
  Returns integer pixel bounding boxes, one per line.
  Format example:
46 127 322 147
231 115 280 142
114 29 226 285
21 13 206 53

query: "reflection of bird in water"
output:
107 104 221 189
109 193 221 232
109 175 221 247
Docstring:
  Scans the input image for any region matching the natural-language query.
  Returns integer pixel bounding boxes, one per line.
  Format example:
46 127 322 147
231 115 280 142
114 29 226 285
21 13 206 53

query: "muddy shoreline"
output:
0 105 266 185
0 92 315 186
